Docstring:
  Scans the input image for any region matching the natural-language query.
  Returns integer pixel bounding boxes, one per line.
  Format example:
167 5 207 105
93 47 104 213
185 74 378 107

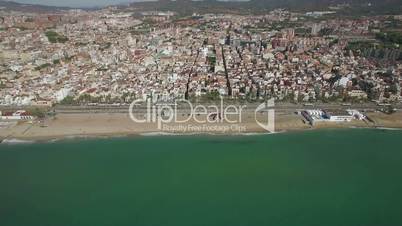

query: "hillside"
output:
0 0 71 13
125 0 402 15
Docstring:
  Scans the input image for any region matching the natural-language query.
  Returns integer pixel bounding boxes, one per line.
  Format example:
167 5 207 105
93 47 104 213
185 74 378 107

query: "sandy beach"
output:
1 110 401 141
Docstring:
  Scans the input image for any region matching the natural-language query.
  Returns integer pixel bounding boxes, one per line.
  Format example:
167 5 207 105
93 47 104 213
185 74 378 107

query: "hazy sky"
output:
11 0 249 7
13 0 155 8
12 0 248 8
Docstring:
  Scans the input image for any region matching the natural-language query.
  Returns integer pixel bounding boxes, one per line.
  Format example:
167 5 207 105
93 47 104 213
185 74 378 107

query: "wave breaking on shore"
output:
139 131 280 136
1 138 35 144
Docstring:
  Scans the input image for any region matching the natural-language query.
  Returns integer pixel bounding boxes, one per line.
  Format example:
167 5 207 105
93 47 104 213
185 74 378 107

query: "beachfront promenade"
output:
50 102 402 114
1 101 402 141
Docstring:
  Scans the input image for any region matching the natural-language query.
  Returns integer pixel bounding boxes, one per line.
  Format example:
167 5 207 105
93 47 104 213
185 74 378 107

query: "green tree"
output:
60 96 75 105
29 108 46 119
45 30 68 43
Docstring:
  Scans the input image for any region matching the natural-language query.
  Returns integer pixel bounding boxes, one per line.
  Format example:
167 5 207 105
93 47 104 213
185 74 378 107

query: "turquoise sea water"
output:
1 129 402 226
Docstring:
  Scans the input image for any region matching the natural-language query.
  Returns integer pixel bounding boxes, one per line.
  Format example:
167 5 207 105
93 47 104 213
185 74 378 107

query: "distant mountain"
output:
248 0 402 11
0 0 72 12
1 0 400 14
124 0 402 15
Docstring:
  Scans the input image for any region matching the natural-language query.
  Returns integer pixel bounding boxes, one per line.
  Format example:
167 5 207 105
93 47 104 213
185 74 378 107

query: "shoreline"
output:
2 127 402 144
1 111 402 143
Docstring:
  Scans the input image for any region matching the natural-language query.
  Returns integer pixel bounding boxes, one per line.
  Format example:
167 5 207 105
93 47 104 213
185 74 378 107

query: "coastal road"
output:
2 102 401 114
49 102 402 114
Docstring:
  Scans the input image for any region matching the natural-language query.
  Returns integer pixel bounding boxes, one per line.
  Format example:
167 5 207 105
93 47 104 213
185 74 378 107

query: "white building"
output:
55 88 72 102
324 110 354 122
302 109 365 124
347 109 367 120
